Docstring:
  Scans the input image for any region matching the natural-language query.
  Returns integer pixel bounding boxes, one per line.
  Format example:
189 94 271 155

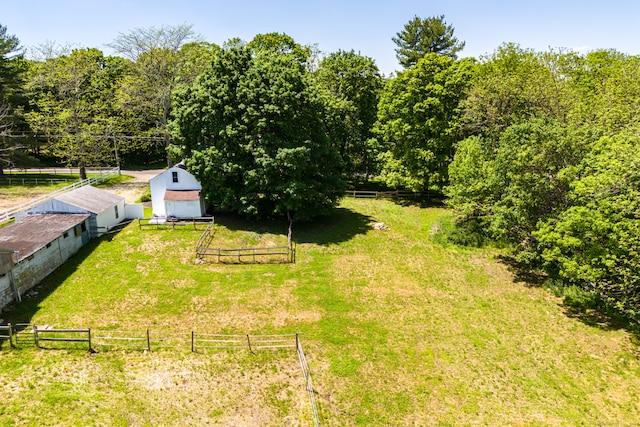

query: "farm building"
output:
149 164 205 218
0 213 90 309
23 185 126 236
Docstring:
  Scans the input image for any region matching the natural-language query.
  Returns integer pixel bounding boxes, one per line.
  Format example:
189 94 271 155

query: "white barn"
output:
25 185 126 236
149 164 205 218
0 214 90 309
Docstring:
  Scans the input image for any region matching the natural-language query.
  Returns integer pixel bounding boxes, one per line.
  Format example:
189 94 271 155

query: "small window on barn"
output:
172 171 179 183
81 222 87 232
115 205 119 219
63 231 68 238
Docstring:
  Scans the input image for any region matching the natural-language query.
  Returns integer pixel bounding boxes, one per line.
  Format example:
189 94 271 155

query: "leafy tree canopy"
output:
315 50 383 176
393 15 465 68
0 23 29 172
24 48 127 178
171 43 345 221
533 131 640 316
247 32 314 66
376 53 474 191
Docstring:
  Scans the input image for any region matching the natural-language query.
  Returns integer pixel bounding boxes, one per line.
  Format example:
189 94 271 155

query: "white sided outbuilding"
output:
24 185 126 236
149 164 205 218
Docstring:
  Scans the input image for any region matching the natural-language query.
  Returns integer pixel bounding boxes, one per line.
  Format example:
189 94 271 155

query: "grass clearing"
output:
1 198 640 425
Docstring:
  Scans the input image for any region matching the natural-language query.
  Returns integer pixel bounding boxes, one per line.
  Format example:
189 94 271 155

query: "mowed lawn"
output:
1 198 640 426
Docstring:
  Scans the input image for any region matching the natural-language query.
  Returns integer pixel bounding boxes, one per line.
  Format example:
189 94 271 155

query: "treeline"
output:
1 19 639 316
0 23 383 182
447 45 640 319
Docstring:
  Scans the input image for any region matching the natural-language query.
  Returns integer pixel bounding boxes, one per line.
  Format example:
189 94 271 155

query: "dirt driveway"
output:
105 169 165 203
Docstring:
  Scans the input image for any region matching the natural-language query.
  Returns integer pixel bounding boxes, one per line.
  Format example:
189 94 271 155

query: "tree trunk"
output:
79 165 87 180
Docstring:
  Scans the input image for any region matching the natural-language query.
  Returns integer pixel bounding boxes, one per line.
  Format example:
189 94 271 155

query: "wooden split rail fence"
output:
1 325 298 353
1 326 321 426
345 189 426 199
195 218 295 263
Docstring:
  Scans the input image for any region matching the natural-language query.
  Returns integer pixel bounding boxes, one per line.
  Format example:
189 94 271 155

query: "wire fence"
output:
0 324 321 426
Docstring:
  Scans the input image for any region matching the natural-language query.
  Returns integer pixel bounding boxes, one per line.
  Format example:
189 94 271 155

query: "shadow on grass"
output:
391 196 447 209
213 212 291 236
1 236 109 329
498 254 640 341
212 206 374 247
294 207 374 246
497 255 548 287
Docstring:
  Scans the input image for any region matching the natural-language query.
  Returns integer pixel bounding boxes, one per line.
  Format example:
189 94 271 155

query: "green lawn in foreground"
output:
1 198 640 426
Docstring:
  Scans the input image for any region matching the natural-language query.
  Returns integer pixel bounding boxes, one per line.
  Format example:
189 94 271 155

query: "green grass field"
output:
1 198 640 426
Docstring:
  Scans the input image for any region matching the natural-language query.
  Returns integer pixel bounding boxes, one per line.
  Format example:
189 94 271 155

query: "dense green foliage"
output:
534 132 640 317
24 48 128 178
376 53 474 190
315 50 383 176
171 44 345 221
447 46 640 317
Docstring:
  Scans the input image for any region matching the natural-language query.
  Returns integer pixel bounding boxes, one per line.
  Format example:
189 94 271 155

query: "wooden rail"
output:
195 218 294 263
3 326 319 426
33 326 92 352
296 335 320 427
138 217 213 230
0 324 14 348
345 189 426 199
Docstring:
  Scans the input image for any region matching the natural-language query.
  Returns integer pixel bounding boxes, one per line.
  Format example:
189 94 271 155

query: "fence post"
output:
191 331 195 353
8 323 14 348
246 334 254 354
295 333 299 350
88 328 92 352
33 325 39 348
146 329 151 351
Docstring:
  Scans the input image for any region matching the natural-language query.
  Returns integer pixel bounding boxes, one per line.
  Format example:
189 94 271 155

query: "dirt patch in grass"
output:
0 349 311 426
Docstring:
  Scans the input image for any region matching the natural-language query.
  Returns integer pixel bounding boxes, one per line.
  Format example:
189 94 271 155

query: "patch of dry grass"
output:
1 198 640 425
0 349 310 426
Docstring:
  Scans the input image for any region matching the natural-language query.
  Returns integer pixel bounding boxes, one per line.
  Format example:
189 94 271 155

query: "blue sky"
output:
3 0 640 75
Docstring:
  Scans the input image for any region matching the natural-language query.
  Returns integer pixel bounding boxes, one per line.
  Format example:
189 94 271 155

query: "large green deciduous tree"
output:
393 15 465 68
24 48 127 179
567 49 640 135
376 53 474 191
315 50 383 176
462 44 576 138
171 44 345 221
